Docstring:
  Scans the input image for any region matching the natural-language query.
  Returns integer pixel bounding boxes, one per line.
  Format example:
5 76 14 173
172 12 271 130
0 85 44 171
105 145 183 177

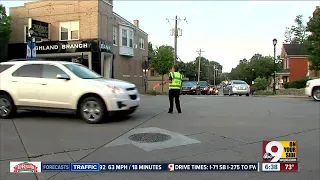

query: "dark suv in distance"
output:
181 81 201 95
198 81 209 95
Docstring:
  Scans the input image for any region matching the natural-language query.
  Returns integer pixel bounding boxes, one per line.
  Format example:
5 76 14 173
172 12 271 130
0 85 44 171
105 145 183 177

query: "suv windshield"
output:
182 81 196 86
63 64 103 79
198 81 208 86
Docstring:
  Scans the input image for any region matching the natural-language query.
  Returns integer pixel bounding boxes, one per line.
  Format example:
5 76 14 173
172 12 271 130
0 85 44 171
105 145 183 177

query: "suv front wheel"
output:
0 94 16 119
312 87 320 101
79 97 106 124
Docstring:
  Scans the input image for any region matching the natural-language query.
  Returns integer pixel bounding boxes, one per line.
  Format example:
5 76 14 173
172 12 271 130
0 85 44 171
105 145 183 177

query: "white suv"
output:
305 78 320 101
0 60 140 123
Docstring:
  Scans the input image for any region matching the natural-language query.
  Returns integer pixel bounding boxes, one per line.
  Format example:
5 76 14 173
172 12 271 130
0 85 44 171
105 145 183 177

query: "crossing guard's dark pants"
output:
168 89 181 113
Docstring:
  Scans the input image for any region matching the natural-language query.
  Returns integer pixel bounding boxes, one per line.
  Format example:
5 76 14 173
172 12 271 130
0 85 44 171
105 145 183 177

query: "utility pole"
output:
166 16 188 65
213 64 216 86
196 49 204 82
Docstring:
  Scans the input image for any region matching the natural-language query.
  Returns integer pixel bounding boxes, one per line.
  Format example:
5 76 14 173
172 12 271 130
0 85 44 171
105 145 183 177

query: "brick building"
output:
277 44 319 88
7 0 148 92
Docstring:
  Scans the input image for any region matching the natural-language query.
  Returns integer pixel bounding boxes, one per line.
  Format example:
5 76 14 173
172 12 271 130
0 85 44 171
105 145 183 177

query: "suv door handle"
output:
41 83 47 85
11 80 17 82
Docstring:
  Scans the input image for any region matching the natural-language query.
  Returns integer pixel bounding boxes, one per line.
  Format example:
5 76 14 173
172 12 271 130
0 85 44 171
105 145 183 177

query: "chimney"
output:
133 20 139 28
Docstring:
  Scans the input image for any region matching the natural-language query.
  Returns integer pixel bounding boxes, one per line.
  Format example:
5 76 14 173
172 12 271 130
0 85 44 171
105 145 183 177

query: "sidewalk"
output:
254 95 308 98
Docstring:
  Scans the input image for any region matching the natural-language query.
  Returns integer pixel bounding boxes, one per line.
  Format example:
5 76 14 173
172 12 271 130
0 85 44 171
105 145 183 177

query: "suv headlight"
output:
306 81 310 87
107 85 125 94
191 86 197 89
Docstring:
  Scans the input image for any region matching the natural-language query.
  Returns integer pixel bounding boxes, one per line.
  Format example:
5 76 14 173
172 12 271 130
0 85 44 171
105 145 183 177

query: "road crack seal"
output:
46 97 197 180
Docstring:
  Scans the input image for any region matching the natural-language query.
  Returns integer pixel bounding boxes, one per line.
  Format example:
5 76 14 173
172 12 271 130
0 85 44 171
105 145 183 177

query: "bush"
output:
252 77 268 91
254 90 274 96
286 77 310 89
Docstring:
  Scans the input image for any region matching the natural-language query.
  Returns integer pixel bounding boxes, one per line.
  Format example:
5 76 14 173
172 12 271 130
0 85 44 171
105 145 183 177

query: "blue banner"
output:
41 163 259 172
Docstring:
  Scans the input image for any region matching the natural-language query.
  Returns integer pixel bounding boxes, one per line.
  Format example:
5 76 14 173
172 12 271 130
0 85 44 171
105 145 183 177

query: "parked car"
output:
198 81 209 95
181 81 201 95
305 78 320 101
223 80 250 96
206 85 219 95
0 60 140 123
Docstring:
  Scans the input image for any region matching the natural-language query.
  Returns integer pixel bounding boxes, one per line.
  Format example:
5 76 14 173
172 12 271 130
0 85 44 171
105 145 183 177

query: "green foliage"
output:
151 45 174 92
151 45 174 75
304 9 320 70
285 77 310 89
284 15 307 44
0 4 11 53
254 90 274 96
228 54 282 84
252 77 268 91
148 42 154 58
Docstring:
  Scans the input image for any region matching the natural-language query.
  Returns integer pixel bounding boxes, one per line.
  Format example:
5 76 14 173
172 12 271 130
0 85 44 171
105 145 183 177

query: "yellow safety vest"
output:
169 72 182 89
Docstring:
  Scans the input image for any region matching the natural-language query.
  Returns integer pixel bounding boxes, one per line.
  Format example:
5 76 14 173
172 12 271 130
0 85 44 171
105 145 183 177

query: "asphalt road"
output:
1 95 319 180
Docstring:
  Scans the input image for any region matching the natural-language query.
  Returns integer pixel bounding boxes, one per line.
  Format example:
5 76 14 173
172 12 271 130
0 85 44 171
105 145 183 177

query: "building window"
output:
24 25 42 43
139 38 145 49
59 21 79 41
122 29 127 46
113 26 117 45
129 31 133 48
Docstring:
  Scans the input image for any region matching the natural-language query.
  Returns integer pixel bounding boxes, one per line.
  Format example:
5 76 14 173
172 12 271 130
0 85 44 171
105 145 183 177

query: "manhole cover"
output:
128 133 172 143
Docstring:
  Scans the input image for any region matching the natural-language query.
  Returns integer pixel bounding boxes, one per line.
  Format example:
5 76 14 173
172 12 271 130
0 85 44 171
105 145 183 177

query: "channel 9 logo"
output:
168 164 175 171
262 140 298 162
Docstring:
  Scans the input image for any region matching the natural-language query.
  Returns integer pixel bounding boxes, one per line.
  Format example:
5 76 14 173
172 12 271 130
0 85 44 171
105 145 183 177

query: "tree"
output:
304 9 320 71
228 53 282 84
283 15 307 44
151 45 174 92
148 42 154 58
0 4 11 54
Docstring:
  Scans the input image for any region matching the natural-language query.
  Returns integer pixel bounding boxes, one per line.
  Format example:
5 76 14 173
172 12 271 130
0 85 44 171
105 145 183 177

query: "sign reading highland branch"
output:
36 43 89 51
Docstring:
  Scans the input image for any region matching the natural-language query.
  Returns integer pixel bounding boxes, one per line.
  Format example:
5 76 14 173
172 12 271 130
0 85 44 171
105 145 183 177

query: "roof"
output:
113 12 148 36
283 44 306 56
1 60 76 65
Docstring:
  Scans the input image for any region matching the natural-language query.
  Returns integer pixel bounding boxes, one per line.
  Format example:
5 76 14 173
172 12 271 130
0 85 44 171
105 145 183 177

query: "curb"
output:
253 95 308 99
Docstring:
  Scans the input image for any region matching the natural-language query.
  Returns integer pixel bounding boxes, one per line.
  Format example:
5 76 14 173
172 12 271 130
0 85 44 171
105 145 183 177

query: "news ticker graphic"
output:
262 140 297 162
10 162 42 173
261 162 299 172
10 162 259 172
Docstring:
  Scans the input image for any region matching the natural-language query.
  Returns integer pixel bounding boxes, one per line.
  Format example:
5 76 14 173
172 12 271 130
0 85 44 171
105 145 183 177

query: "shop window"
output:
59 21 79 41
113 26 117 45
24 25 42 43
122 29 127 46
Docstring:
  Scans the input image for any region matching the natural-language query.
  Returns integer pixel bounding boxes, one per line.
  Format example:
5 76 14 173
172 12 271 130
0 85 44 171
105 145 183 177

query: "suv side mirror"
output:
56 74 70 80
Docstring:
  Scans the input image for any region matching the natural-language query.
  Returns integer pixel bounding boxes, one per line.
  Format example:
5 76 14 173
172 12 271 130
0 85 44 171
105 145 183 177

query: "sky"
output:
1 0 320 72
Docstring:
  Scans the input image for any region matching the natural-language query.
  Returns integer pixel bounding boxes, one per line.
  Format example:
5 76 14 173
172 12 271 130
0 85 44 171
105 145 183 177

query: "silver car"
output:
223 80 250 96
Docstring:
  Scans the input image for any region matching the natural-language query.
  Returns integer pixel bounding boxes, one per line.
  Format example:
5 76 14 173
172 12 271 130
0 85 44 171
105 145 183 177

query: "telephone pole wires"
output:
196 49 204 82
166 16 187 65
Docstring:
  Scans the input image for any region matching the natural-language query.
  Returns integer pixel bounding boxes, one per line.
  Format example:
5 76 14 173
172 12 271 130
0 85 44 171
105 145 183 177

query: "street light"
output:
272 38 277 95
142 56 149 92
